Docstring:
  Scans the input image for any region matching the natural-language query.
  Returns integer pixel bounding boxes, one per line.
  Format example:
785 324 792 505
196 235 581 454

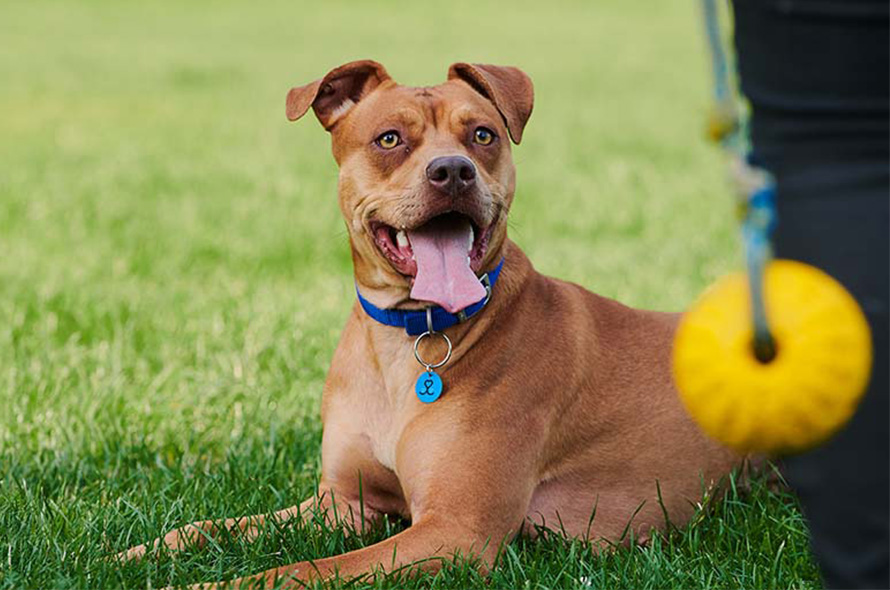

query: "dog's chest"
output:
340 329 428 472
361 369 421 473
364 408 407 472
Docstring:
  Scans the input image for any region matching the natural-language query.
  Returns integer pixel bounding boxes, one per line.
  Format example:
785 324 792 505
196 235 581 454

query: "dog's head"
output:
286 60 533 312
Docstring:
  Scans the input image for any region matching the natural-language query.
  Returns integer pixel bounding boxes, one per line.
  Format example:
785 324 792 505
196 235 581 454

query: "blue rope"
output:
702 0 731 106
701 0 744 152
701 0 778 360
743 180 777 358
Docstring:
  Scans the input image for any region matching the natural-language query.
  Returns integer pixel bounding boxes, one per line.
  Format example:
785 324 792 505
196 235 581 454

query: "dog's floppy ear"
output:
286 60 391 129
447 63 534 144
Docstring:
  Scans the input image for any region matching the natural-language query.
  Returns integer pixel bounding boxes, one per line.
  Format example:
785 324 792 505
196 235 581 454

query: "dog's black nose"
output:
426 156 477 195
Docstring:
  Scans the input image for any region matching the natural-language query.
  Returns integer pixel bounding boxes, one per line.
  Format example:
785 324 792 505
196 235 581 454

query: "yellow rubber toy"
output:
673 259 872 455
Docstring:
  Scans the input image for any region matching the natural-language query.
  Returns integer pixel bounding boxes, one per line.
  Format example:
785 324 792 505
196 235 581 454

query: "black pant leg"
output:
775 190 889 590
731 1 889 587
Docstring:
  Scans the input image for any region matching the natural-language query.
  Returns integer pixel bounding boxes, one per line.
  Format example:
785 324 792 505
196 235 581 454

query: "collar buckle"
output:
456 272 492 323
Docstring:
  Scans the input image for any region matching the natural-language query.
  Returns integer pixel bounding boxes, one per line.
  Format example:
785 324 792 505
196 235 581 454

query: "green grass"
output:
0 0 821 587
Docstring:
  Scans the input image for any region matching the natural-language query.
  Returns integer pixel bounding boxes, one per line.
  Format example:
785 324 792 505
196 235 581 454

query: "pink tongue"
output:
407 216 486 313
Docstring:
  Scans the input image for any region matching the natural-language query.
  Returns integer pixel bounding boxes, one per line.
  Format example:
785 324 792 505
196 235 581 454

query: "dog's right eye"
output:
375 131 401 150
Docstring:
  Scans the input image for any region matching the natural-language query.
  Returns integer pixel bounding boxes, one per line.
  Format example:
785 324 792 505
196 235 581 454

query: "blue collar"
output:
356 258 505 336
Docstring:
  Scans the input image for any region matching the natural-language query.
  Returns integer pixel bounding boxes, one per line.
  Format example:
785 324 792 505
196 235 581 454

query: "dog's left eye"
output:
473 127 495 146
376 131 401 149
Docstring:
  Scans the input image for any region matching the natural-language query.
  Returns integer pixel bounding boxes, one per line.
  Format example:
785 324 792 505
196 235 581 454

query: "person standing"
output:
731 1 889 587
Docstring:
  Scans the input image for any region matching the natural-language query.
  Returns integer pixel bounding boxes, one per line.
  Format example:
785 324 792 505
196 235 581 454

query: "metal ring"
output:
413 330 452 370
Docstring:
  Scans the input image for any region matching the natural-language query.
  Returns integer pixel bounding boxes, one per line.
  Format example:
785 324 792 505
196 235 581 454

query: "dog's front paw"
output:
112 541 153 563
113 521 213 563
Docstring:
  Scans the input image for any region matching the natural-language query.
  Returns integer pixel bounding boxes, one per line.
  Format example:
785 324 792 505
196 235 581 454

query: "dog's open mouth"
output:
371 212 493 312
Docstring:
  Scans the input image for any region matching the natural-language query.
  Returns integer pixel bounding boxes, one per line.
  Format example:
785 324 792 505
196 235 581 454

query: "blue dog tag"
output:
415 370 443 403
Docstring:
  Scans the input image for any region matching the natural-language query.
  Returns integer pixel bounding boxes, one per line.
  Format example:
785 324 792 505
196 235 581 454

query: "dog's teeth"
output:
468 226 475 252
396 230 409 249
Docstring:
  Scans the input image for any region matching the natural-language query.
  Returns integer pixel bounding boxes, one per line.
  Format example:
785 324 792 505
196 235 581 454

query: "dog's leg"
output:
189 418 539 589
117 398 402 565
191 516 499 589
117 488 375 562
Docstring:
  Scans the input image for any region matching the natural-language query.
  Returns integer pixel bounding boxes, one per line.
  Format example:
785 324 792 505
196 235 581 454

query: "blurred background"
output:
3 2 811 588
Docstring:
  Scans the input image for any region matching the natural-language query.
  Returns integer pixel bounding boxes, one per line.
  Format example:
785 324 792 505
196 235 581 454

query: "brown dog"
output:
119 60 737 588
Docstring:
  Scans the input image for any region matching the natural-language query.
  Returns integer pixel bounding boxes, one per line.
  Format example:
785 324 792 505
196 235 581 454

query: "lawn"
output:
0 0 821 588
